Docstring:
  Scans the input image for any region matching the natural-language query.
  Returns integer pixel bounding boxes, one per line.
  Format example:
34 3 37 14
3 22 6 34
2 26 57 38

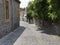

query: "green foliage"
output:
27 0 60 23
27 10 32 19
48 12 57 21
26 2 33 19
50 0 60 23
33 0 49 21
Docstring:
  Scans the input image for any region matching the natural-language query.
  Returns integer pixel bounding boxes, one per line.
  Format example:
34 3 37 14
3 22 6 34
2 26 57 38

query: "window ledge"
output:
5 19 10 23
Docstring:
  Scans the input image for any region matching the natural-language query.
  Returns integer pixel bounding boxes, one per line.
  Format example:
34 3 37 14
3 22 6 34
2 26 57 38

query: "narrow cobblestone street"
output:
0 21 60 45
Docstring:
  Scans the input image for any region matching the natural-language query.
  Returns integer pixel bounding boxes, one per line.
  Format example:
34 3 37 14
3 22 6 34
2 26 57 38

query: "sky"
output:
20 0 32 8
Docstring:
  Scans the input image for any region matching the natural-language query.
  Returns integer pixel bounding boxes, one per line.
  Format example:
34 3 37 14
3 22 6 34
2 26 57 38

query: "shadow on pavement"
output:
0 26 26 45
36 27 58 36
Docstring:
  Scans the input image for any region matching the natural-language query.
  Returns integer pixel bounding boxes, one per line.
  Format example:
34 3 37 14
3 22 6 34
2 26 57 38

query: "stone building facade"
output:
20 8 27 21
0 0 20 38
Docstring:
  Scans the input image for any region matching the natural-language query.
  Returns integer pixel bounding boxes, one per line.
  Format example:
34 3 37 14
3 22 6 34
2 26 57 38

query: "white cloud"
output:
20 0 32 8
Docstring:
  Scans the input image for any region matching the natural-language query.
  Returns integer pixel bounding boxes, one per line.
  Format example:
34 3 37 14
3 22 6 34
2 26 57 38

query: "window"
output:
4 0 10 20
6 1 9 19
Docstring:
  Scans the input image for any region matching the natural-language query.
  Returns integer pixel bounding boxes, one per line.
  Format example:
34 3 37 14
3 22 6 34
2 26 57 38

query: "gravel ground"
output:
0 21 60 45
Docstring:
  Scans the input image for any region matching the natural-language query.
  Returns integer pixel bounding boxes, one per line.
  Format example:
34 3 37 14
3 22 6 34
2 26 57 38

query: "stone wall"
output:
34 18 60 35
12 0 19 29
0 0 20 38
0 0 11 38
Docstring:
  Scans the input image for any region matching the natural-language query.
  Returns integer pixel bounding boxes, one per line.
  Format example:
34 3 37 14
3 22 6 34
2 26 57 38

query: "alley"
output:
0 21 60 45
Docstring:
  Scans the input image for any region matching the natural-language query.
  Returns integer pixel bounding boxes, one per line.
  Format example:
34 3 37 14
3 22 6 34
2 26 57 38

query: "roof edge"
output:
15 0 21 3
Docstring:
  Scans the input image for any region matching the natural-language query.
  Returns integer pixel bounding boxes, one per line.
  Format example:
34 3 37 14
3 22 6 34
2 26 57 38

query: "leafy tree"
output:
33 0 50 21
33 0 51 25
27 2 33 19
50 0 60 23
27 0 60 24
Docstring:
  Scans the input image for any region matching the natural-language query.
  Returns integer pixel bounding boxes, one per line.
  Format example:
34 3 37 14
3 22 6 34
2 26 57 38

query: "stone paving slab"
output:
0 21 60 45
0 26 26 45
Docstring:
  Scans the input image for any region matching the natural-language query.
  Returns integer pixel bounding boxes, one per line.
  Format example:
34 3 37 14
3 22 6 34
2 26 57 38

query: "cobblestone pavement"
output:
0 21 60 45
